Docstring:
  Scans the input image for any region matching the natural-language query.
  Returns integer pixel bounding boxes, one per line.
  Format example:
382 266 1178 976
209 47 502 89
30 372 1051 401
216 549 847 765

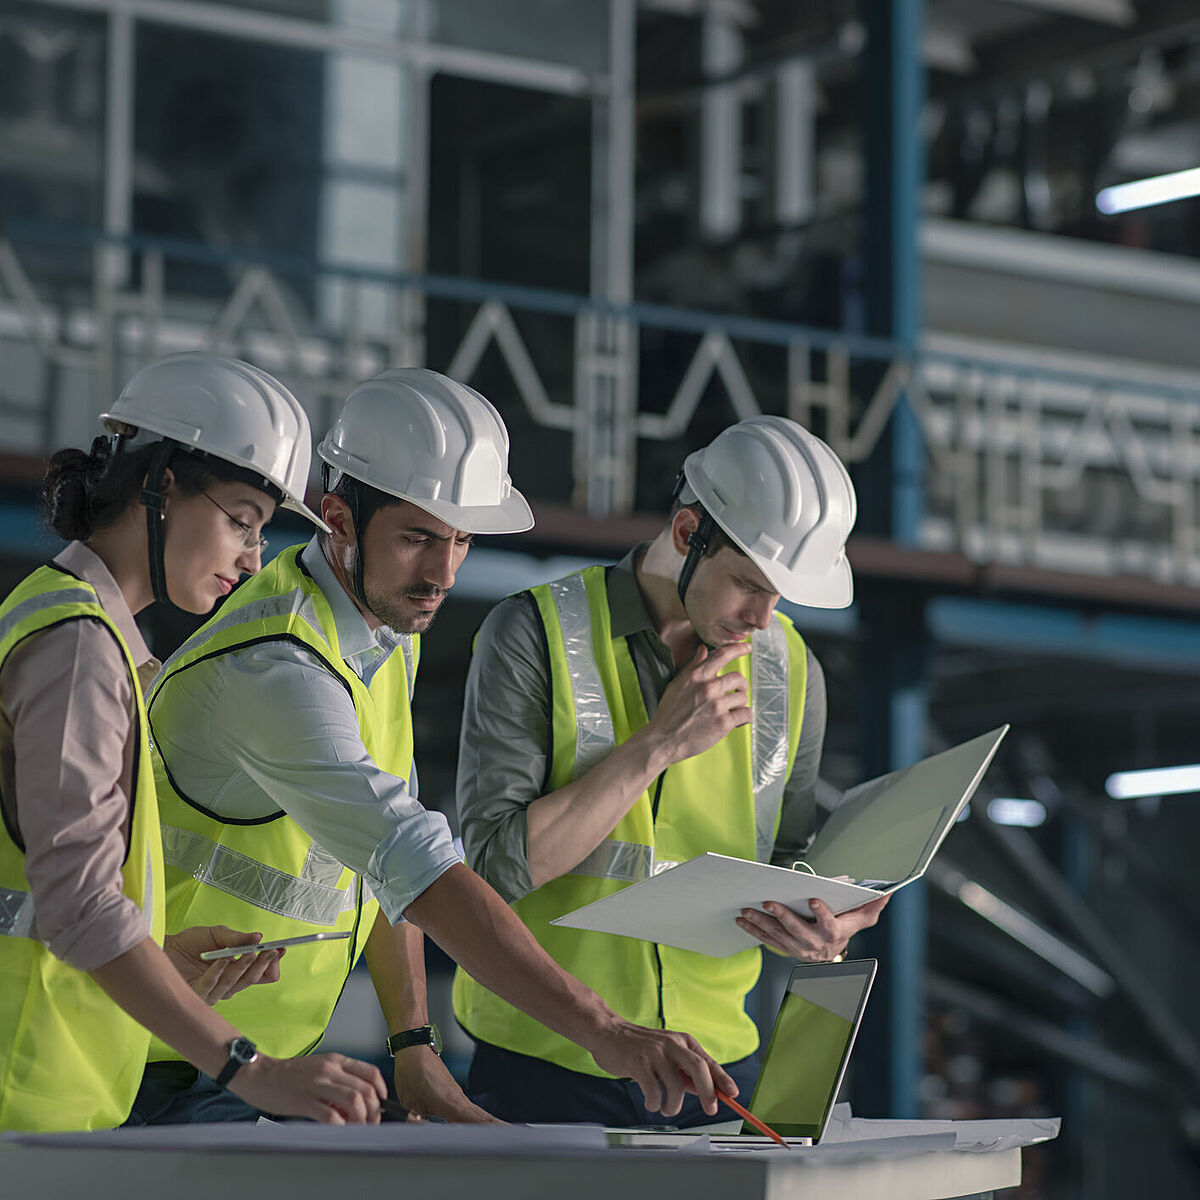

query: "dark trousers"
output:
467 1038 760 1127
125 1061 261 1125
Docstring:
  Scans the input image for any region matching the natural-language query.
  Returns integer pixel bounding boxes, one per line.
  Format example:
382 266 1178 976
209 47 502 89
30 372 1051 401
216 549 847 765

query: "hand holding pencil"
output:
678 1072 792 1148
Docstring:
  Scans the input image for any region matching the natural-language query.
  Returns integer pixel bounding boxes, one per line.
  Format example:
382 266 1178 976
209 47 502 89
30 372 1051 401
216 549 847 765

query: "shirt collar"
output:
53 541 155 669
607 544 659 640
299 536 392 664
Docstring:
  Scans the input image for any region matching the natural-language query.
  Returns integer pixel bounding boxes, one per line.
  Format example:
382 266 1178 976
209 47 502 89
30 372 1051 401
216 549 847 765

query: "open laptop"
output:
609 957 877 1149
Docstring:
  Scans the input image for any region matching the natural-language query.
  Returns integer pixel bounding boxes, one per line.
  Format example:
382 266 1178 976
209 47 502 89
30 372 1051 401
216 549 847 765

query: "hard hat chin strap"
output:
348 488 371 612
324 463 372 613
671 468 717 607
140 441 176 608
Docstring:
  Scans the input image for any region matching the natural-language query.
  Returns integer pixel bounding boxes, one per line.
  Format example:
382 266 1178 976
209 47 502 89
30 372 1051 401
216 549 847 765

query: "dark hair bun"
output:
40 438 172 543
42 447 94 541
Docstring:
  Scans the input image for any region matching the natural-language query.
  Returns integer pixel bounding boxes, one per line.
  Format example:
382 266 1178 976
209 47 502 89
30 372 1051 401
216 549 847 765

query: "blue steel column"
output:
1060 811 1094 1200
856 593 930 1121
855 0 928 1120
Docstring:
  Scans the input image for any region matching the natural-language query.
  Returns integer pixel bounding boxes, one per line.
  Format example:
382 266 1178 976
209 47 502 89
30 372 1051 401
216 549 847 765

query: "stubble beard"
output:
364 582 444 634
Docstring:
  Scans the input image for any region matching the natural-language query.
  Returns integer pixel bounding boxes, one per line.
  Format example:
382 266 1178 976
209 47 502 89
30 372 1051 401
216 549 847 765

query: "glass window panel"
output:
0 2 106 234
133 24 323 266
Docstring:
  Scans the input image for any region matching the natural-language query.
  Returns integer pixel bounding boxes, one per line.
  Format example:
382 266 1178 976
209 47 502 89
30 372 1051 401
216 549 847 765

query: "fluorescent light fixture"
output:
930 864 1114 998
954 878 1114 998
987 797 1047 828
1105 763 1200 799
1096 166 1200 214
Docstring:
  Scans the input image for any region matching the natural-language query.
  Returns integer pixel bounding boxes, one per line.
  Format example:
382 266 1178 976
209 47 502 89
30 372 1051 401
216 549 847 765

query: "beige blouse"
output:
0 541 160 971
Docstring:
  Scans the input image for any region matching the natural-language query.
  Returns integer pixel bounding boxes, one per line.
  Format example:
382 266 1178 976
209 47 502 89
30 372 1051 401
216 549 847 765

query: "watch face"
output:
231 1036 258 1065
429 1024 443 1055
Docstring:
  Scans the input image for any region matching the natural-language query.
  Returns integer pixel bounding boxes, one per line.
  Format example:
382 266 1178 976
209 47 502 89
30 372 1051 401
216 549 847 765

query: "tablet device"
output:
199 931 352 960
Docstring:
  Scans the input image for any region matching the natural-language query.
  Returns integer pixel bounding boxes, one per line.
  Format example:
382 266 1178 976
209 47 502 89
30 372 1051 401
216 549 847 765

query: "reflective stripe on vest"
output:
0 886 34 939
161 825 358 926
0 587 97 644
571 841 656 884
166 589 324 650
0 857 157 942
399 636 416 701
547 572 790 870
750 614 790 861
545 576 616 775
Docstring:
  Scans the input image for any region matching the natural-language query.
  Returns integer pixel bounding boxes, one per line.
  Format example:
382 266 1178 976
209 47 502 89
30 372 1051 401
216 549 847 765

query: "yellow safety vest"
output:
147 545 417 1061
0 564 164 1131
454 565 807 1074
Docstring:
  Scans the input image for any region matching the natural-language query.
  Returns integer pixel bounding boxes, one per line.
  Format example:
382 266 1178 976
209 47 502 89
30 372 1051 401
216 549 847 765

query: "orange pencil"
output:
716 1089 791 1150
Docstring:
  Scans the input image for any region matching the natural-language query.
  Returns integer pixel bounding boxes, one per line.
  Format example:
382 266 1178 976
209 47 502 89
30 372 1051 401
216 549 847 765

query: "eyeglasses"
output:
204 493 269 552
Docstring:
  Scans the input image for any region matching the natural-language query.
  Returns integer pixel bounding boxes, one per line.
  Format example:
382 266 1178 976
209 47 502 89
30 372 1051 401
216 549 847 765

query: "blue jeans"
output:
467 1039 760 1127
125 1062 261 1125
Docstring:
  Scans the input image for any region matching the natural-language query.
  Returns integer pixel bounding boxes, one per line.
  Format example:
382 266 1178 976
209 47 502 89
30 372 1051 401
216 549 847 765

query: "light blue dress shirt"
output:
149 537 462 923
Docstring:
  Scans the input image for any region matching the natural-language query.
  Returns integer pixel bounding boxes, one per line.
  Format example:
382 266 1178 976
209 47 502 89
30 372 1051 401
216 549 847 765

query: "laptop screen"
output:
743 958 877 1141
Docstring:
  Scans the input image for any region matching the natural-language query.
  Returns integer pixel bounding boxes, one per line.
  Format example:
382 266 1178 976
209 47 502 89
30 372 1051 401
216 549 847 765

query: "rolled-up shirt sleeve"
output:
152 641 462 925
2 623 151 971
456 595 552 903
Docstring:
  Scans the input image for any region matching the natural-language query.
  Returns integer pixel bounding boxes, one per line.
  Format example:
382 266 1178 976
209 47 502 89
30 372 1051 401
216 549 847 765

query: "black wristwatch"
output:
214 1035 259 1088
386 1023 442 1057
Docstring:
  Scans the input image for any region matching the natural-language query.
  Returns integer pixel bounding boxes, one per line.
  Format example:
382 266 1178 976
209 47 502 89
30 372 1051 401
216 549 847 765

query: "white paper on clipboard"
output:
551 726 1008 958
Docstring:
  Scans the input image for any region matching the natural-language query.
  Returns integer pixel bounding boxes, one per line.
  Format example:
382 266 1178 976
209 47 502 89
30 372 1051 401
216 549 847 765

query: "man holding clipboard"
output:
453 416 888 1125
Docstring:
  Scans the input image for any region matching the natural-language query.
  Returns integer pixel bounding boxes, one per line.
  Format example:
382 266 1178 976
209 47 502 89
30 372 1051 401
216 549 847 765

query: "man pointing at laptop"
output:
132 370 734 1126
454 415 889 1125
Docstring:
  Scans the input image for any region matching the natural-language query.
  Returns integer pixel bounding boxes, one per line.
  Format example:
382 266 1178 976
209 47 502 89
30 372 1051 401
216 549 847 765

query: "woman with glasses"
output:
0 352 386 1131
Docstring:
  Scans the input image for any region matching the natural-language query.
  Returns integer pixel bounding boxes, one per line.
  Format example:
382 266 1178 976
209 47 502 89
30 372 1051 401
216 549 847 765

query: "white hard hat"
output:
317 368 533 535
101 351 326 531
681 415 856 608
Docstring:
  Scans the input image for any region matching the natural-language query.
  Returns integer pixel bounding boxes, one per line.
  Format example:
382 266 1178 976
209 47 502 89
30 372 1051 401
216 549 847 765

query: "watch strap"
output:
214 1036 258 1088
387 1024 441 1056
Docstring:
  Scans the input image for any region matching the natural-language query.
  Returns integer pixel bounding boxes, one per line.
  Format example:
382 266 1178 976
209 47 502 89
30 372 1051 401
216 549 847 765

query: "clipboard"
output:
550 726 1008 958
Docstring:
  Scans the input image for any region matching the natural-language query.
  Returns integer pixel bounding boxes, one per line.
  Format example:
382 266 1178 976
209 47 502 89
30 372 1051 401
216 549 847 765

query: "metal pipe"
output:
927 973 1160 1093
33 0 594 95
976 815 1200 1094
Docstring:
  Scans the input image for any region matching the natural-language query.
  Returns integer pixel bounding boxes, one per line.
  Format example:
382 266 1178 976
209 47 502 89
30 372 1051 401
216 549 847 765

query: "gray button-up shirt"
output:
457 547 829 903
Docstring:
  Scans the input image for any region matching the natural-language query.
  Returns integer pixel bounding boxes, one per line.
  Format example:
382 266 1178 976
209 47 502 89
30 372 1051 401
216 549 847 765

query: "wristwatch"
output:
214 1035 259 1088
386 1023 442 1057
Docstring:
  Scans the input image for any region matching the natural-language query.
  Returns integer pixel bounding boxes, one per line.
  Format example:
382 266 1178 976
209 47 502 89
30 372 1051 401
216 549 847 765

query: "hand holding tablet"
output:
199 931 352 961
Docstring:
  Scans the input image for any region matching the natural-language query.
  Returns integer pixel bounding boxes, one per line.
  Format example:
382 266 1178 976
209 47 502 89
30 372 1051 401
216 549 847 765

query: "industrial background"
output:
3 1 1200 1195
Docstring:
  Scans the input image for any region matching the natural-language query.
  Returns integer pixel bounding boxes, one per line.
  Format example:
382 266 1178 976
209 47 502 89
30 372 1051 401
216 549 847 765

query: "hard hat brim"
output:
400 488 535 535
754 553 854 609
281 495 332 534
